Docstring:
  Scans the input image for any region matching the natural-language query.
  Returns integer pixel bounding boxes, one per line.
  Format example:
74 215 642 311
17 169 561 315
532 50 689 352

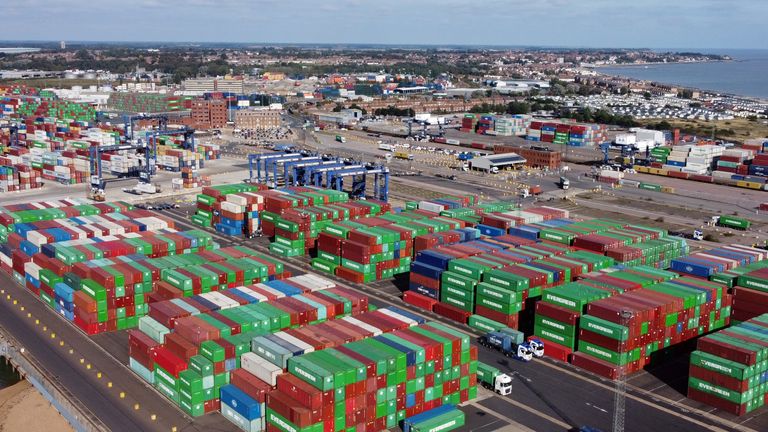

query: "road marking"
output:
493 397 572 430
108 382 113 388
150 414 157 421
535 359 747 432
134 403 140 411
586 402 608 414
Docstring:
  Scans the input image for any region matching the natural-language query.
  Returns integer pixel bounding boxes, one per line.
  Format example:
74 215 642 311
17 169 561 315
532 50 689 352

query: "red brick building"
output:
190 99 228 129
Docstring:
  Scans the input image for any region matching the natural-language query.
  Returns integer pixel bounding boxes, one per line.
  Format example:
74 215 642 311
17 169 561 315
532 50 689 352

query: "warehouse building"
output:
469 153 527 172
495 145 562 170
183 78 245 94
234 107 282 129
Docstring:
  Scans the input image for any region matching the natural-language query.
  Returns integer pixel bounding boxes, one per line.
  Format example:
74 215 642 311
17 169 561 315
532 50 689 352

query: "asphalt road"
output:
0 271 225 432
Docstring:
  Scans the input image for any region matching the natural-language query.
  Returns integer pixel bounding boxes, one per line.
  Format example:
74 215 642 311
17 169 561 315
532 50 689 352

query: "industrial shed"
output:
469 153 527 172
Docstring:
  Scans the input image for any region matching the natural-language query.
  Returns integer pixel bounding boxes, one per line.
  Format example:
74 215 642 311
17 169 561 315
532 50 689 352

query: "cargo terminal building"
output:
469 153 527 172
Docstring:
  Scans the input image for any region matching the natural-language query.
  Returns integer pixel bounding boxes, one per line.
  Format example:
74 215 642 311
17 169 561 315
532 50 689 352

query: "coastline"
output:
591 59 728 68
589 62 768 104
0 380 74 432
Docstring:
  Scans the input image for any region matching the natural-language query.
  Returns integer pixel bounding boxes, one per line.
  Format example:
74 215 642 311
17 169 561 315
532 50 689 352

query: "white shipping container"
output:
24 262 41 280
342 316 383 336
240 353 282 386
236 286 269 303
274 331 315 354
207 291 240 309
379 308 418 326
199 293 230 310
712 171 734 179
418 201 445 213
600 170 624 179
220 201 244 214
724 244 765 261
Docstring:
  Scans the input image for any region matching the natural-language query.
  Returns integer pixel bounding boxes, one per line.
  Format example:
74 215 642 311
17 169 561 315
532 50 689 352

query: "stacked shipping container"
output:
264 321 476 432
527 120 609 147
687 314 768 416
571 276 732 379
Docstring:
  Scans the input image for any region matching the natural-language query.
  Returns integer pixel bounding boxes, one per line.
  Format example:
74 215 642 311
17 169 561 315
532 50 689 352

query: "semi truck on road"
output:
476 362 513 395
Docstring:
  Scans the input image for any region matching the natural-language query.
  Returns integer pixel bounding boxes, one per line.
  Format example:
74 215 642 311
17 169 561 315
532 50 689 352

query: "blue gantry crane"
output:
123 114 169 142
327 163 390 201
87 141 158 201
304 161 352 187
247 153 303 185
145 127 196 152
247 152 390 201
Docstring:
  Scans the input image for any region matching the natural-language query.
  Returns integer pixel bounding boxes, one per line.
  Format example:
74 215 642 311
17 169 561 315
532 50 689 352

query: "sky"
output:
3 0 767 50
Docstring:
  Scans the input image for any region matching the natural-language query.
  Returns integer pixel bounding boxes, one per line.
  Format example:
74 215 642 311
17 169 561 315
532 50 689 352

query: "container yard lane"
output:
0 269 240 432
158 206 760 432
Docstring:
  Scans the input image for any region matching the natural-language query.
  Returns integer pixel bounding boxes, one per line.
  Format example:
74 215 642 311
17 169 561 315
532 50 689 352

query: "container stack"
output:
732 268 768 323
533 266 678 362
14 99 97 123
222 306 423 431
460 114 478 133
108 92 185 113
687 313 768 416
571 276 731 380
132 279 372 418
193 184 270 236
664 144 723 175
310 196 486 282
493 115 530 136
747 150 768 177
714 148 755 175
264 321 476 432
527 121 609 147
407 232 614 328
68 245 290 334
649 147 671 165
476 115 494 135
266 190 384 258
513 219 687 269
670 244 765 279
0 162 43 191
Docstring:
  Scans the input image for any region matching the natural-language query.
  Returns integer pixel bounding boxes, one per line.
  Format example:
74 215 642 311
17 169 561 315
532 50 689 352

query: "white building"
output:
469 153 527 172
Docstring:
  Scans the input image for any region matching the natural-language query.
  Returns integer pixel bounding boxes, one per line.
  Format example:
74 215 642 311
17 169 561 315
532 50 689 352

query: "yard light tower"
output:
613 309 633 432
